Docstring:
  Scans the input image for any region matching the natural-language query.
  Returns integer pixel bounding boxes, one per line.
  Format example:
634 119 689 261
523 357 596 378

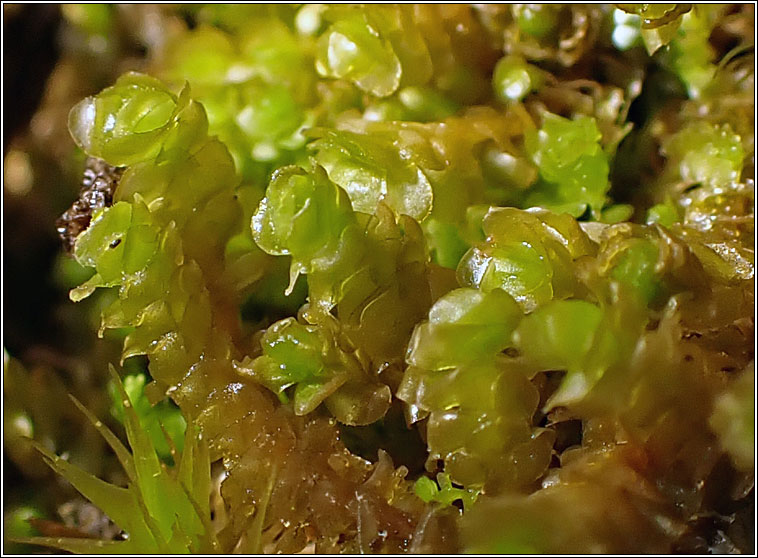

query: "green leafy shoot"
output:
414 472 480 512
307 127 435 221
19 366 217 555
663 121 744 188
252 164 359 297
68 72 209 167
524 112 610 218
234 318 392 426
456 207 595 311
315 8 402 97
234 317 345 413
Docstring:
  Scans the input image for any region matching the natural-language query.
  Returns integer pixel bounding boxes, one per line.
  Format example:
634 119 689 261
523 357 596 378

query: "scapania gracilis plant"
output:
15 4 753 554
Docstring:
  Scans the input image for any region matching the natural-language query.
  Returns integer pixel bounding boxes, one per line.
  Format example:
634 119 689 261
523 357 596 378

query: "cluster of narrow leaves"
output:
22 368 215 554
108 372 186 461
34 3 756 554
